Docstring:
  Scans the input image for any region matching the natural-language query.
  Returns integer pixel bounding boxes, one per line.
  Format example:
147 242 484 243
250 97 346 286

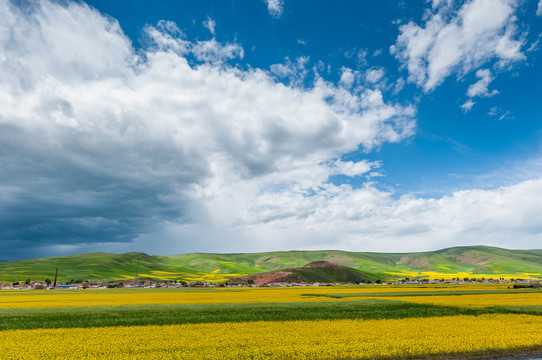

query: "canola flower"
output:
0 284 512 309
385 270 542 280
0 314 541 359
0 287 358 309
133 269 242 282
379 292 542 308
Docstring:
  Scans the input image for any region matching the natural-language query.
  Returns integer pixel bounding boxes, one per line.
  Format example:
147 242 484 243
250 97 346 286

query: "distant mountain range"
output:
1 246 541 283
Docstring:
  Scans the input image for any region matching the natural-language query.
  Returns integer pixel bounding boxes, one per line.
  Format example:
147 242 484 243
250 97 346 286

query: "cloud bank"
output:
0 0 541 260
0 0 415 258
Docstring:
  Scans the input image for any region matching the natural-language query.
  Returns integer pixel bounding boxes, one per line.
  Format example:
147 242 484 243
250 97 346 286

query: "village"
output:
1 277 540 290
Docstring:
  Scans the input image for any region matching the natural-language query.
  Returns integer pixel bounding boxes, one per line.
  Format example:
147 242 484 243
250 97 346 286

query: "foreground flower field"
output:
1 314 541 359
0 285 541 359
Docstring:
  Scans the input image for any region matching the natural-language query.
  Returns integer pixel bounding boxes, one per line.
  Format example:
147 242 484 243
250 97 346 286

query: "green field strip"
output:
489 305 542 316
0 300 495 330
301 289 542 299
397 347 542 360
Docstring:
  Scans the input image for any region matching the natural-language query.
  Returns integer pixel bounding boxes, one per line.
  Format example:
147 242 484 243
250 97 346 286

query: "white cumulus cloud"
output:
339 67 356 88
365 68 385 84
232 179 542 253
392 0 525 92
330 160 380 177
203 16 216 35
467 68 499 98
461 99 476 112
265 0 284 18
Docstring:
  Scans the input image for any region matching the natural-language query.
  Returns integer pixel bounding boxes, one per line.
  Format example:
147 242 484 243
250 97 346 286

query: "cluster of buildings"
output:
0 276 540 290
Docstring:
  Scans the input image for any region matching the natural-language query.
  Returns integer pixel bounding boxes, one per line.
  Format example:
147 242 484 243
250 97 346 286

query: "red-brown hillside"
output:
226 261 378 285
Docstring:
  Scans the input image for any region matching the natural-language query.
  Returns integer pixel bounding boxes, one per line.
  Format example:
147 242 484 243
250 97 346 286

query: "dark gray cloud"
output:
0 1 416 260
0 125 195 249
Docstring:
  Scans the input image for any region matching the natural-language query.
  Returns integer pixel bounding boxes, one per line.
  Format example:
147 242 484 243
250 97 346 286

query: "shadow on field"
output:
0 299 519 330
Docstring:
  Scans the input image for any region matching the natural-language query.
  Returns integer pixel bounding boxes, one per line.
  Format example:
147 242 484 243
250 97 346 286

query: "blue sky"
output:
1 0 542 260
86 0 542 198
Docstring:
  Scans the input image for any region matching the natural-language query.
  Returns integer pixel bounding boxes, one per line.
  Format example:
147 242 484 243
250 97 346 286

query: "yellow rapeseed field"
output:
379 292 542 308
0 287 345 309
385 270 542 280
0 284 510 309
133 269 241 282
1 314 541 359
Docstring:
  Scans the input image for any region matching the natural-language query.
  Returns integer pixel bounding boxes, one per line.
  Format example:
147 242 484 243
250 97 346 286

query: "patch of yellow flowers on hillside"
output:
1 314 541 359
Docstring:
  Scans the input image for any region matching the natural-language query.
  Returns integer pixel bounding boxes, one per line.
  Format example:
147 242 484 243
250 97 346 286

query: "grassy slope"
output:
1 246 542 282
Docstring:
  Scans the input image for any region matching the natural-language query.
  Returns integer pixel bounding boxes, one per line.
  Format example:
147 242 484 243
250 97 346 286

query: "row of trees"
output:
12 278 35 286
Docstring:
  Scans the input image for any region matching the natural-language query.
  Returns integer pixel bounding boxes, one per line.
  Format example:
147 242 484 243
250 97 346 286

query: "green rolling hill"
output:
1 246 541 283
